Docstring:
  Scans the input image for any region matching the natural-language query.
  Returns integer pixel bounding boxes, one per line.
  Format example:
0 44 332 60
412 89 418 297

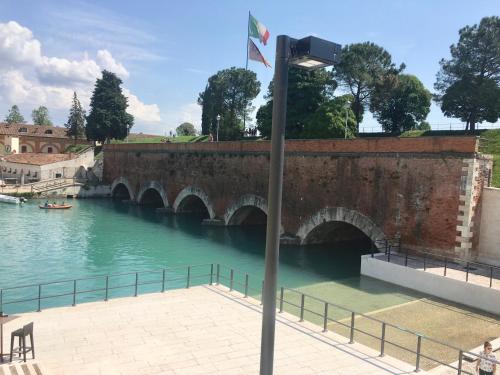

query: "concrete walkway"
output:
0 285 425 375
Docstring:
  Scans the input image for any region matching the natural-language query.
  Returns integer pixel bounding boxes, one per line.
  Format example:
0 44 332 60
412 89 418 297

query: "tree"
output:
86 70 134 143
31 106 52 126
176 122 197 136
434 16 500 130
65 92 86 143
5 105 25 124
302 95 357 139
198 67 260 140
256 67 336 138
416 121 431 131
370 74 431 134
334 42 404 133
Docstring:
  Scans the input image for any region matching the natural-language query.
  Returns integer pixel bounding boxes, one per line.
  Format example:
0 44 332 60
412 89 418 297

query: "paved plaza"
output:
0 285 426 375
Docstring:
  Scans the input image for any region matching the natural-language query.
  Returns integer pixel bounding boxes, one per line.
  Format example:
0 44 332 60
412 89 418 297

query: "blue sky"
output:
0 0 498 134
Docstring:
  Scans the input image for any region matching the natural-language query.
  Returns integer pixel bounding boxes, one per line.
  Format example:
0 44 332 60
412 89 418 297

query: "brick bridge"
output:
103 137 492 258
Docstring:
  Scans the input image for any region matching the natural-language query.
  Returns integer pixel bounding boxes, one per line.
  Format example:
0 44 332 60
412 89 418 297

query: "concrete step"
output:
0 362 44 375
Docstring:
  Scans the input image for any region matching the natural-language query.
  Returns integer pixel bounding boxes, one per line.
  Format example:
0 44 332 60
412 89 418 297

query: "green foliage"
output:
31 106 52 126
65 92 86 142
5 105 25 124
198 67 260 140
176 122 197 136
434 16 500 130
256 67 336 139
334 42 403 132
416 121 431 131
86 70 134 143
479 129 500 187
370 74 431 134
65 144 91 153
302 95 357 139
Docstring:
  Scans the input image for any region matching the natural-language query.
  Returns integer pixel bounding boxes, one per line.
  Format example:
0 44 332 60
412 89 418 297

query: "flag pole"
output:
246 11 250 70
243 10 250 133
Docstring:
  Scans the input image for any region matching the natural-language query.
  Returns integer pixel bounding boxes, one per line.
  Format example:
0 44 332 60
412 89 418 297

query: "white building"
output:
0 147 94 184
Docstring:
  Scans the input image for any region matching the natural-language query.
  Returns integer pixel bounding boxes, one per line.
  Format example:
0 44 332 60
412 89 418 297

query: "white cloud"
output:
123 89 161 123
96 50 129 78
0 21 42 68
0 20 160 125
179 103 201 127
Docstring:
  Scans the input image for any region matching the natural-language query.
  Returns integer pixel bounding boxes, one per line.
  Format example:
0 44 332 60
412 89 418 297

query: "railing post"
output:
415 335 422 372
322 302 329 332
134 273 138 297
209 264 214 285
349 312 355 344
229 269 234 291
385 239 388 255
380 322 386 357
279 287 284 313
457 350 463 375
105 276 109 301
444 258 448 277
37 284 42 312
423 255 427 271
466 262 469 282
405 248 409 267
216 264 220 285
72 280 76 306
371 242 374 258
387 245 391 263
187 266 191 289
161 269 166 292
299 294 305 322
244 274 249 298
490 267 493 288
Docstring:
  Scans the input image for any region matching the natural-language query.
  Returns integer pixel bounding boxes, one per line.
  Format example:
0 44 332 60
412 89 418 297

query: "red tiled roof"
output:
0 123 71 138
2 153 76 166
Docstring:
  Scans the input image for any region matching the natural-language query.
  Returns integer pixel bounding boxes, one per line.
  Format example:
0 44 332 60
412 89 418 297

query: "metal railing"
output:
372 244 500 288
0 263 498 374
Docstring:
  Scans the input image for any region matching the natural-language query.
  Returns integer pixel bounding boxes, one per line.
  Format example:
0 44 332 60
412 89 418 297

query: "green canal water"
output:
0 199 421 315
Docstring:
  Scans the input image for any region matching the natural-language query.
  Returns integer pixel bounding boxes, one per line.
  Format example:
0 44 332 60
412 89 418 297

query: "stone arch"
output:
173 186 215 219
137 181 169 207
20 143 34 153
111 177 135 201
224 194 268 225
296 207 386 250
40 143 60 153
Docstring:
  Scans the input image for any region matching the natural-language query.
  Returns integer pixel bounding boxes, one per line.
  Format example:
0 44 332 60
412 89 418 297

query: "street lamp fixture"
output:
216 114 221 142
260 35 341 375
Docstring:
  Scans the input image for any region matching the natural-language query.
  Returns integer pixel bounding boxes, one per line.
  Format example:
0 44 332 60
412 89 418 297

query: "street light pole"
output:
260 35 290 375
216 114 221 142
345 106 348 139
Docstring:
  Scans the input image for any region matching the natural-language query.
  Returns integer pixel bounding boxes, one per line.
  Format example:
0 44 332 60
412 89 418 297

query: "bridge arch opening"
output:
296 207 386 252
139 189 165 208
173 186 215 221
112 183 132 201
225 195 268 227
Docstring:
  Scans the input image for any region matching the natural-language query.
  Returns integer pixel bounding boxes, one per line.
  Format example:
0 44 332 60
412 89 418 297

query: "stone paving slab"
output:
1 285 426 375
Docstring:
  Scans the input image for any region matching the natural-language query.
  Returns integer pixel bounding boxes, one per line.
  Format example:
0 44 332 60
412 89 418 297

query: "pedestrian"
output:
208 133 214 142
476 341 497 375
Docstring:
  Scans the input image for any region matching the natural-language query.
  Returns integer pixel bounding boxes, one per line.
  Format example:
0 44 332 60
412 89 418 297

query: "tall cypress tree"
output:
86 70 134 143
65 92 86 144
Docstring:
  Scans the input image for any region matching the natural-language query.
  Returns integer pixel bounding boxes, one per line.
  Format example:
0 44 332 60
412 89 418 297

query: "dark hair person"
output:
476 341 497 375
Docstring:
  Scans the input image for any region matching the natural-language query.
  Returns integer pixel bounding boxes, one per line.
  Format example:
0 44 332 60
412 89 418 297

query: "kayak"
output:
39 204 72 210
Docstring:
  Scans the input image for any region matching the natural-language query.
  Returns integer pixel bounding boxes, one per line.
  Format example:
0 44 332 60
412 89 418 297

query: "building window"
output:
21 145 27 153
18 127 27 133
47 147 53 154
55 173 62 178
44 129 53 135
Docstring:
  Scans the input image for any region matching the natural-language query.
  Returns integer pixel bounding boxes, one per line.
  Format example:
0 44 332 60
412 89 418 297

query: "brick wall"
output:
103 136 489 258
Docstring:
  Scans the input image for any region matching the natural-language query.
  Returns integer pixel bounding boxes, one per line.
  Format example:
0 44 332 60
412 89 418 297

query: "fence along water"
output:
0 263 497 374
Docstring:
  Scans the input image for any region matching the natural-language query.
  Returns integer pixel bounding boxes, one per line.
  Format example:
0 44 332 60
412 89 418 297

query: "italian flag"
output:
249 13 270 45
248 39 271 68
